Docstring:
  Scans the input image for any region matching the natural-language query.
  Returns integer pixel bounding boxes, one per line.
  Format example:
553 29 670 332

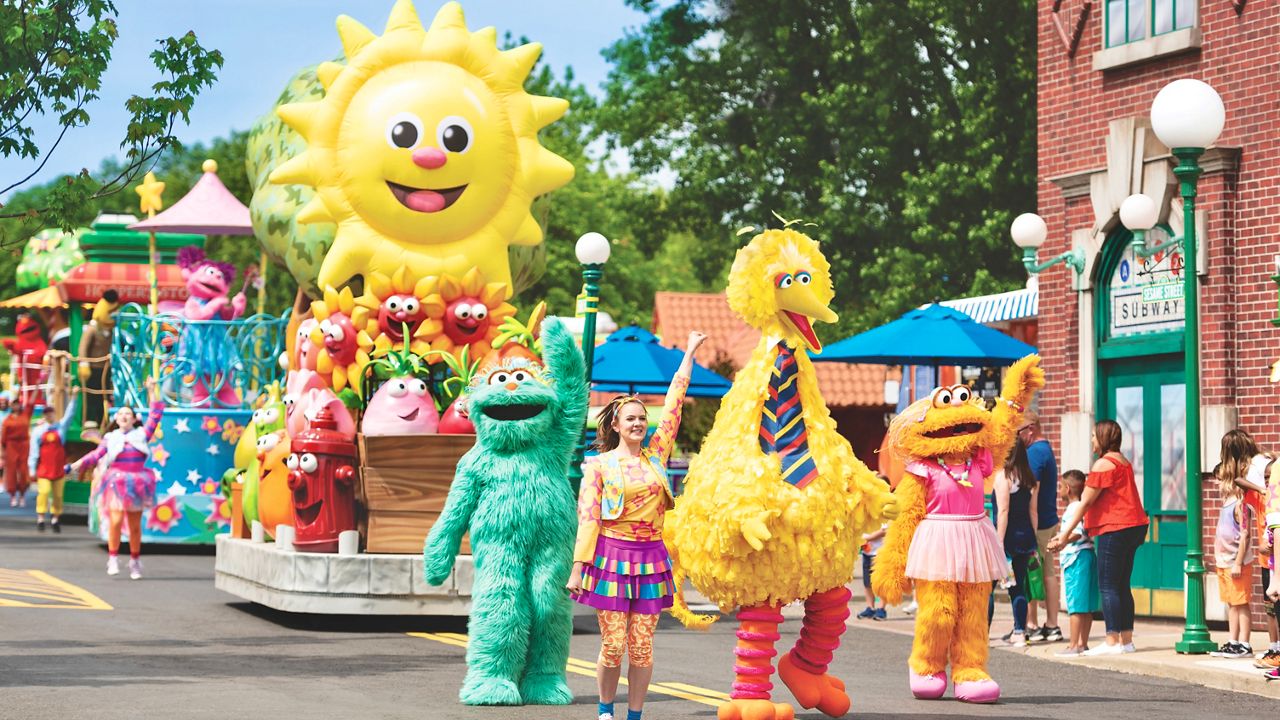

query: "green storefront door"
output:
1100 355 1187 602
1094 226 1189 617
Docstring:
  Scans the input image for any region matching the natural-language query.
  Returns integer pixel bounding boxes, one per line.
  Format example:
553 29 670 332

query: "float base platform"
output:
214 535 473 615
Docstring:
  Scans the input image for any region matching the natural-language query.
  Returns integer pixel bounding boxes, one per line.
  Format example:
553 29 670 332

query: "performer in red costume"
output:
3 401 32 507
3 314 48 407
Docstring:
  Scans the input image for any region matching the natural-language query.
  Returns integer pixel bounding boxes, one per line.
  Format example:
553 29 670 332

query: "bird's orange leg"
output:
778 585 852 717
718 604 794 720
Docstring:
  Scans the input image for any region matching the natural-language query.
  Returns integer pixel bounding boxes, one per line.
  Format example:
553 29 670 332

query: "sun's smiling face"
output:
337 62 515 242
268 1 576 291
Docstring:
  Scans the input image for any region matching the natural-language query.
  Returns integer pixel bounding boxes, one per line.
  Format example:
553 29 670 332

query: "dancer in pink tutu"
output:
70 377 162 580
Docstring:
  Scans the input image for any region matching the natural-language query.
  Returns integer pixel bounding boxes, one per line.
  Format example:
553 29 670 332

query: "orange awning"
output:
0 286 65 309
58 262 188 304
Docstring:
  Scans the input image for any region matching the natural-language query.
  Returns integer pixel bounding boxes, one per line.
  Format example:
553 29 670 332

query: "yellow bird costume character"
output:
871 355 1043 704
667 228 898 720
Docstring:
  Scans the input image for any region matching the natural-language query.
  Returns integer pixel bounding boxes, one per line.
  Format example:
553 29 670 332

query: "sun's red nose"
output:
412 147 447 169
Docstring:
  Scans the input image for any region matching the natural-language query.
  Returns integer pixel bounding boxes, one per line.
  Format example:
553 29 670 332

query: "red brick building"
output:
1034 1 1279 620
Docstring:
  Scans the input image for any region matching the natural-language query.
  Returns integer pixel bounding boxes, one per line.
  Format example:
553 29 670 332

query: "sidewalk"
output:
845 582 1280 700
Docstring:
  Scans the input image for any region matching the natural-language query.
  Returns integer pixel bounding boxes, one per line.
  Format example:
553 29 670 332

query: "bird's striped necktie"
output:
759 343 818 489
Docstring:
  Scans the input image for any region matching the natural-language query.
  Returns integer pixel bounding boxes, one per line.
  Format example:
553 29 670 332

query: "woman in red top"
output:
1048 420 1148 655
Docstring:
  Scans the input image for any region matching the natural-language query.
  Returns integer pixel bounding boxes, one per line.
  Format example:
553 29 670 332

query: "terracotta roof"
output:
652 291 896 407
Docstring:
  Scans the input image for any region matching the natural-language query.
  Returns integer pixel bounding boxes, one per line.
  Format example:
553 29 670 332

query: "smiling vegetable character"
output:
361 340 439 436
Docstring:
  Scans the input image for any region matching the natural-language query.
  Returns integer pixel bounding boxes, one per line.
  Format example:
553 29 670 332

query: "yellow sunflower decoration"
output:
355 266 434 357
308 285 370 394
416 267 515 359
268 0 575 292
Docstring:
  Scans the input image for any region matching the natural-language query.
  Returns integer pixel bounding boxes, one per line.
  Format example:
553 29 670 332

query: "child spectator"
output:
858 474 890 620
1052 470 1099 657
1212 468 1254 658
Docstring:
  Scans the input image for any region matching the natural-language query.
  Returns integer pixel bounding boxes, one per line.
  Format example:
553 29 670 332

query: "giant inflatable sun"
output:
269 0 575 291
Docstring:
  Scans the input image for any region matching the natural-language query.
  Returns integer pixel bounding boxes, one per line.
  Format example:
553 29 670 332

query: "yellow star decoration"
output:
135 172 165 215
308 285 371 395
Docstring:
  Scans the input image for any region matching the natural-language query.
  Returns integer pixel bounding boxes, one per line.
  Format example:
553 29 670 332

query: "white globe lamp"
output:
575 232 611 265
1010 213 1048 249
1150 79 1225 150
1119 194 1159 231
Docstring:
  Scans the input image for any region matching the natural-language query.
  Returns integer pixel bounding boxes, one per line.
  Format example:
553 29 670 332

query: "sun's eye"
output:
410 379 428 397
473 304 488 320
933 389 952 408
795 271 812 285
402 297 420 315
953 387 971 404
775 273 793 289
488 372 509 386
299 453 319 473
454 304 472 320
437 116 473 154
386 297 402 312
285 453 299 470
388 380 408 398
386 112 424 149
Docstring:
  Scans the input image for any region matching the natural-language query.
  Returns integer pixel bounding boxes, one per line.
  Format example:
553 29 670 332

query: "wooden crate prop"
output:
359 433 475 554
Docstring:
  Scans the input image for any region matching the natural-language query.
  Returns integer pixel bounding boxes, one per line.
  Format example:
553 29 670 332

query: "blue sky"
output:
2 0 649 196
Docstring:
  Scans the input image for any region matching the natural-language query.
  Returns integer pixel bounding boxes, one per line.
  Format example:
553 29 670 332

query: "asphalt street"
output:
0 505 1273 720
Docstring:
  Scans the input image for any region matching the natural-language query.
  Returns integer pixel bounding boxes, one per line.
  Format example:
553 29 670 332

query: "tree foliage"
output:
597 0 1037 332
0 0 222 240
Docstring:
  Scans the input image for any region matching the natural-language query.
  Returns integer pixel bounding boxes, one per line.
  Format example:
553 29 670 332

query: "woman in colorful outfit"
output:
70 377 163 580
567 331 706 720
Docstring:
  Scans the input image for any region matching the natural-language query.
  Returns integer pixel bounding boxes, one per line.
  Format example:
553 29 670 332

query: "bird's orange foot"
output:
717 698 795 720
778 652 851 717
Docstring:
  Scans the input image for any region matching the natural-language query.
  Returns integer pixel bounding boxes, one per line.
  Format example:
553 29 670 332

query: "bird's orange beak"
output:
776 285 838 353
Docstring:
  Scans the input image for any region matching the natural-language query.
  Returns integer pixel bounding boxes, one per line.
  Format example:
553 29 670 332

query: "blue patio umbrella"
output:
815 304 1036 367
591 325 733 398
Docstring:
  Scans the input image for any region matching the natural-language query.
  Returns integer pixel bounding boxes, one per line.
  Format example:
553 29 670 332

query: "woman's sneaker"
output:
1042 626 1064 642
1253 650 1280 669
106 556 120 576
128 558 143 580
1211 642 1241 658
1082 643 1124 656
1005 632 1028 648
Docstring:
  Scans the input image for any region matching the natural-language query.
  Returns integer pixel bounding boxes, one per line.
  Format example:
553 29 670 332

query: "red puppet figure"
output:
285 406 357 553
4 315 48 407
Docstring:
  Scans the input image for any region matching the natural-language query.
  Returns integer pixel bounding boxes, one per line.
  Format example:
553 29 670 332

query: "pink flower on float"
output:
151 444 170 467
147 496 184 533
201 479 219 495
206 496 231 529
221 419 243 444
201 416 220 434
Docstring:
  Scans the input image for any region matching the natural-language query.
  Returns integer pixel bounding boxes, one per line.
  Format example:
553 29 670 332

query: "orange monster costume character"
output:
3 403 33 506
4 314 48 407
871 355 1043 704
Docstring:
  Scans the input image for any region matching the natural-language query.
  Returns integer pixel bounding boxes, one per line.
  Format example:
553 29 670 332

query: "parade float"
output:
213 0 577 614
0 216 209 515
70 162 292 545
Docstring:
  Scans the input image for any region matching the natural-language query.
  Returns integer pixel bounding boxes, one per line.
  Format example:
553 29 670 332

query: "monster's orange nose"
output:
412 147 447 169
504 382 519 391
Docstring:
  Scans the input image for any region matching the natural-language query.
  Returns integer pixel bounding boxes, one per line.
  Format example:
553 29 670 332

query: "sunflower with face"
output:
308 285 371 394
416 268 515 359
355 267 434 357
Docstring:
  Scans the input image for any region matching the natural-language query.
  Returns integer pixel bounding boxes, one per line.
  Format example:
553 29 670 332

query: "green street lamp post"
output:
1122 78 1225 654
567 232 611 493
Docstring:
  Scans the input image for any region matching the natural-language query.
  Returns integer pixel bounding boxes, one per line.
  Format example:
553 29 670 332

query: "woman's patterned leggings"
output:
597 610 660 668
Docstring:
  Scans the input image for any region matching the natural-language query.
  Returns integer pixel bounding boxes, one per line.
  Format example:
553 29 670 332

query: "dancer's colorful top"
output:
77 401 165 470
28 399 78 479
573 373 689 563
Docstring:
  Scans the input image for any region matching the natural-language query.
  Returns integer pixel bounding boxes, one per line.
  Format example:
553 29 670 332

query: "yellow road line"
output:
0 569 112 610
409 631 723 707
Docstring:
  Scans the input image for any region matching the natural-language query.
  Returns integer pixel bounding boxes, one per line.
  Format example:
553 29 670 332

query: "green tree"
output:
598 0 1036 332
0 0 222 242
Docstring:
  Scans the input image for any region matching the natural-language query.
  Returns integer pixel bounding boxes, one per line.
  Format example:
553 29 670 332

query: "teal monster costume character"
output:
423 318 586 706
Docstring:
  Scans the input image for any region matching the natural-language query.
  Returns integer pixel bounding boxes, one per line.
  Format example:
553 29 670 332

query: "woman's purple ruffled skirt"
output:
576 536 674 614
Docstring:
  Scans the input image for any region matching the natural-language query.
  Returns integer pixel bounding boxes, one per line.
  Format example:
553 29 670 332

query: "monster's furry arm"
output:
542 318 588 459
870 473 927 605
989 354 1045 466
423 453 480 585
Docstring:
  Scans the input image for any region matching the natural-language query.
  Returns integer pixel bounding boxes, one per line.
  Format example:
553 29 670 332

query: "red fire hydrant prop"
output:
286 406 357 553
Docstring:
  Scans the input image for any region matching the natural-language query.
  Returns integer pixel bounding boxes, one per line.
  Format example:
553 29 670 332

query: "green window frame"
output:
1105 0 1197 48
